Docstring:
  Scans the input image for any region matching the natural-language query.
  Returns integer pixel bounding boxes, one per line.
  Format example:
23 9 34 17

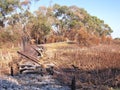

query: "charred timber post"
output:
46 66 54 75
10 66 14 76
71 76 76 90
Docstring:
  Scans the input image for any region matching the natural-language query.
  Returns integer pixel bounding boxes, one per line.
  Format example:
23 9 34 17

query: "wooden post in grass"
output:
71 76 76 90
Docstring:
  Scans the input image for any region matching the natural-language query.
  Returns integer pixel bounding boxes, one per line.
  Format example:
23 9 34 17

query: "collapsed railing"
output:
10 36 76 90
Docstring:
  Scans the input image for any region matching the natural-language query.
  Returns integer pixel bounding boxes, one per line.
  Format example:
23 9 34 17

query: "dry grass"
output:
44 42 120 69
0 47 19 75
0 41 120 89
41 42 120 89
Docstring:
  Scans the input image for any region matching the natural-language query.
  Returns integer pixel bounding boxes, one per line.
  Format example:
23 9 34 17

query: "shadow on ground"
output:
54 67 120 90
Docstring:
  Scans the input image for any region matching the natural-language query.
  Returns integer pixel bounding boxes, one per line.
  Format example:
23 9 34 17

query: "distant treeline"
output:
0 0 113 46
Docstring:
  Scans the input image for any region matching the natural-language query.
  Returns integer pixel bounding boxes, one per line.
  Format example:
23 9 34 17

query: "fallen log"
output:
17 51 41 65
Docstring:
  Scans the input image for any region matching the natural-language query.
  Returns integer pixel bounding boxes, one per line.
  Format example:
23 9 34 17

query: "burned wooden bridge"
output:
13 35 54 75
17 44 45 74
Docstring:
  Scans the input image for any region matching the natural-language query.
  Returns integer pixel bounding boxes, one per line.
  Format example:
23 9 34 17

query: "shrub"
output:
0 30 20 44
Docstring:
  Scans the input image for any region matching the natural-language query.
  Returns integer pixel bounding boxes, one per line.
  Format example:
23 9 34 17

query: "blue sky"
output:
31 0 120 38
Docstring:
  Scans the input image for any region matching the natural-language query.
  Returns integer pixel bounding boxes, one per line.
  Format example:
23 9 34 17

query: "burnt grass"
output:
47 43 120 89
57 68 120 89
0 41 120 90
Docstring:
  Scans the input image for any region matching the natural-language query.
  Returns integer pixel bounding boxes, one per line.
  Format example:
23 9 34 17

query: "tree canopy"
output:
0 2 113 45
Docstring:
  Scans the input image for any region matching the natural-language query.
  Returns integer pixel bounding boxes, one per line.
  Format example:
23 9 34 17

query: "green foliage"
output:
31 22 50 36
30 15 51 44
0 0 20 27
0 1 113 45
52 4 113 36
69 20 83 29
0 0 20 16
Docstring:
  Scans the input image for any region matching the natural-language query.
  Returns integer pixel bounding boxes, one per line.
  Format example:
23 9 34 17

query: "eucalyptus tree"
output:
0 0 21 27
83 14 113 36
53 5 86 32
30 13 51 44
52 4 113 38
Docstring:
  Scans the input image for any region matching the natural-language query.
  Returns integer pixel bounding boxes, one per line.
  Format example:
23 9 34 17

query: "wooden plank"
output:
17 51 41 65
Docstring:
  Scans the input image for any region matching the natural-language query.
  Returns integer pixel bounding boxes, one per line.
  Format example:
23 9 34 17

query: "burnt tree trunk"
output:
21 36 29 52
